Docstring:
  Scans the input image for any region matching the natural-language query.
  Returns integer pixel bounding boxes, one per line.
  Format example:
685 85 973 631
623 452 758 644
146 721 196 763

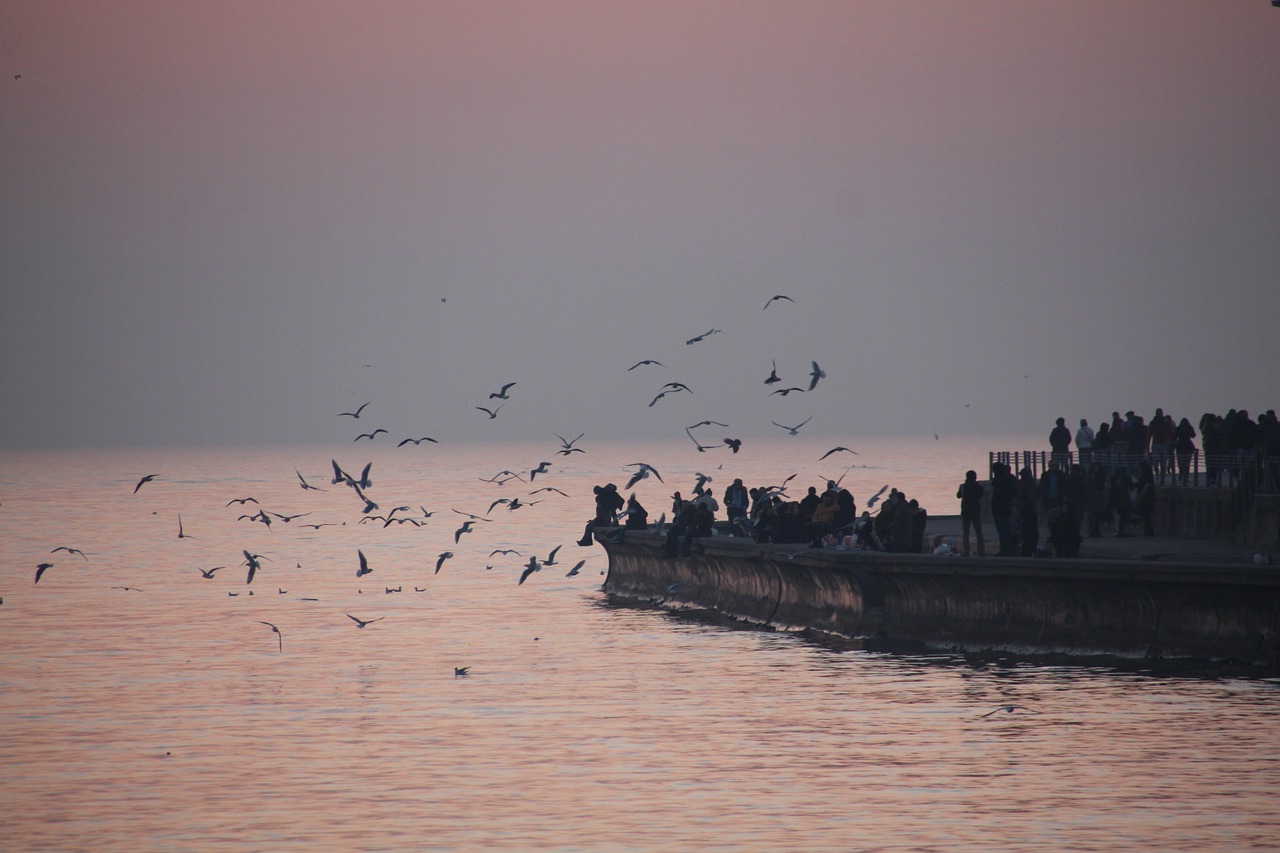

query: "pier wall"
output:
602 533 1280 662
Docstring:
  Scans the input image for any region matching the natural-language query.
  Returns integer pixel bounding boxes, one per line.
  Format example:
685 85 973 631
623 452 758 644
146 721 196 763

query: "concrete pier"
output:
600 525 1280 663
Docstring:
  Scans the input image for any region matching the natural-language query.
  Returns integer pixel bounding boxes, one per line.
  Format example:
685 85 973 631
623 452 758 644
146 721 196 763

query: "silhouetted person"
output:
957 470 985 556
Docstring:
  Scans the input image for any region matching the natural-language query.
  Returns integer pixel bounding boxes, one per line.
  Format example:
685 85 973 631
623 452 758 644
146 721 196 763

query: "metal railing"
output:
986 448 1278 495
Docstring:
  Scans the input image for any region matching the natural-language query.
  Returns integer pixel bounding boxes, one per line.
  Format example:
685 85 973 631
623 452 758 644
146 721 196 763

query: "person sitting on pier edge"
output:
852 511 881 550
1049 417 1072 466
774 501 808 543
957 470 985 557
623 494 649 530
750 497 779 543
663 497 693 557
578 482 625 546
806 490 841 547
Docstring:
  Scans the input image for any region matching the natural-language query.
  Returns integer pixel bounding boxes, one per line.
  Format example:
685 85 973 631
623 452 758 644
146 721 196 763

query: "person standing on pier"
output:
1076 419 1094 466
1049 417 1073 466
957 469 986 557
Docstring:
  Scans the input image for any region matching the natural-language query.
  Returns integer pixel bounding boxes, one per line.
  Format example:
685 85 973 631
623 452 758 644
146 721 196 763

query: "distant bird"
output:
662 381 692 394
489 382 517 399
345 613 384 629
764 294 794 309
565 560 585 577
452 508 491 522
648 391 672 407
770 386 805 396
518 556 541 585
764 360 781 385
454 521 477 543
397 436 438 447
687 420 729 429
490 548 523 557
772 416 813 436
356 550 373 577
295 469 326 491
133 474 157 494
177 514 195 539
257 621 283 653
685 427 720 453
979 705 1042 718
543 545 562 565
530 461 552 480
723 438 742 453
226 497 259 506
435 551 454 574
454 666 470 677
197 566 224 579
51 546 88 561
112 586 143 592
330 459 353 486
530 486 569 497
819 446 858 460
354 429 388 442
627 360 663 370
691 472 714 493
624 462 663 490
476 404 504 419
35 562 53 584
268 511 311 523
808 361 826 390
242 551 266 585
338 401 371 418
353 485 378 514
354 462 373 490
686 328 722 345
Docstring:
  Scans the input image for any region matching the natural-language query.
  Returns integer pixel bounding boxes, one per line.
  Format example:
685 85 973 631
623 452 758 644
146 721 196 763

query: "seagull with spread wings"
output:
763 294 794 309
338 401 371 418
772 416 813 436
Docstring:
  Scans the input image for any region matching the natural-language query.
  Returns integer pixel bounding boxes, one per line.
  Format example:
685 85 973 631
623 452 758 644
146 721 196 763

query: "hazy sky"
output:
3 1 1278 450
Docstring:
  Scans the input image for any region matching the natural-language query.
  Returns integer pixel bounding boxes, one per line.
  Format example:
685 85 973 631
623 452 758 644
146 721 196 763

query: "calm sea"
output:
2 434 1277 851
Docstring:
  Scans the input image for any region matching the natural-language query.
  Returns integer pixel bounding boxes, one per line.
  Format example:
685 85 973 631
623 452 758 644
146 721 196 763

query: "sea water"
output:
2 435 1277 851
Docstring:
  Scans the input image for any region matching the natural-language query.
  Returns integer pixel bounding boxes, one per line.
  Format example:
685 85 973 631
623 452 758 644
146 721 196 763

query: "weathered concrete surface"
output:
600 530 1280 663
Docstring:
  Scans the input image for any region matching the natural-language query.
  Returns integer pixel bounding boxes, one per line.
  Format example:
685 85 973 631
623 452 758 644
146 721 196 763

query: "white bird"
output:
624 462 663 490
772 416 813 436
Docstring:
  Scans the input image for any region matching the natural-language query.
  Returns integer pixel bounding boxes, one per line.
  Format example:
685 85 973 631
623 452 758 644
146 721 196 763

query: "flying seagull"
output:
723 437 742 453
35 562 53 584
529 461 552 480
489 382 517 399
476 404 504 419
819 446 858 460
354 429 388 442
242 551 266 585
763 294 794 309
866 485 890 507
177 514 195 539
565 560 585 577
518 556 541 585
257 621 283 653
345 613 384 629
554 431 585 454
624 462 663 490
770 386 805 396
227 497 259 506
198 566 224 579
808 361 826 391
685 328 722 345
295 469 326 491
51 546 88 561
772 416 813 436
397 436 438 447
687 420 729 429
980 705 1042 718
133 474 157 494
454 521 477 543
627 360 663 370
542 544 562 565
435 551 454 574
356 550 373 577
764 360 781 385
338 402 371 418
685 427 721 453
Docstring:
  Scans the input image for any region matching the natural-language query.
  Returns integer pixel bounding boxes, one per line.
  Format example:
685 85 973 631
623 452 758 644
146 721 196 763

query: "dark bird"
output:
627 360 663 370
819 446 858 460
133 474 157 494
454 521 477 543
454 666 470 677
268 511 311 523
112 586 143 592
257 621 283 653
647 391 672 407
764 360 781 385
490 548 523 557
226 497 259 506
808 361 826 391
763 294 794 309
980 705 1042 718
772 416 813 436
295 469 326 491
338 401 371 418
35 562 53 584
530 486 569 497
345 613 384 629
177 514 195 539
518 556 541 585
330 459 352 486
687 420 729 429
686 328 722 345
397 436 438 447
530 461 552 480
489 382 517 399
356 550 373 577
353 485 378 514
661 381 692 394
452 508 491 522
565 560 585 577
243 551 265 585
685 427 720 453
723 437 742 453
476 404 504 419
51 546 88 560
198 566 224 579
770 386 805 396
543 544 562 565
435 551 454 574
354 429 388 442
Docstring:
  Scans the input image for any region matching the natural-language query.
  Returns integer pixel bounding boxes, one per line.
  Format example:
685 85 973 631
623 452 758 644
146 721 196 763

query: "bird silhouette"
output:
543 545 562 565
489 382 517 399
519 556 541 585
764 360 781 385
354 429 388 442
454 666 471 677
529 461 552 480
565 560 586 577
808 362 826 390
772 416 813 436
338 401 371 418
198 566 225 579
454 521 476 543
980 705 1042 718
345 613 384 628
177 514 195 539
686 328 722 345
764 294 794 309
257 621 283 653
243 551 266 585
51 546 88 560
627 360 663 370
397 436 438 447
435 551 454 574
770 386 805 396
819 446 858 460
476 405 503 419
295 469 326 491
133 474 157 494
723 438 742 453
35 562 53 584
356 550 373 577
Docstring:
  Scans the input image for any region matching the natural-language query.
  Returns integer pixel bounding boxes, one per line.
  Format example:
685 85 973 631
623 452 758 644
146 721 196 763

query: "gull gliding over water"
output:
295 469 326 491
35 562 53 584
819 446 859 461
51 546 88 560
257 621 283 653
346 614 385 629
133 474 157 494
357 550 373 577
